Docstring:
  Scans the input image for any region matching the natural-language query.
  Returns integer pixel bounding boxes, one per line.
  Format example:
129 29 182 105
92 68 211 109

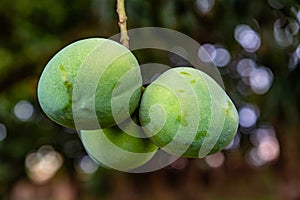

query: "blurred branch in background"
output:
0 0 300 199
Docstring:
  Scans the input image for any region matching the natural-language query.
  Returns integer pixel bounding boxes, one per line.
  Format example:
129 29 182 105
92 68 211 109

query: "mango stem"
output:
116 0 129 48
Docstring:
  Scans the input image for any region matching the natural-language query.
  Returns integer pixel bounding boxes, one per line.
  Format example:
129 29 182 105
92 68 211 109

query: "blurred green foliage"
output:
1 0 300 199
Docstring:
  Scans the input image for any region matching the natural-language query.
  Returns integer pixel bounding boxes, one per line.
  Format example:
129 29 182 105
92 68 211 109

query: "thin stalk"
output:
116 0 129 48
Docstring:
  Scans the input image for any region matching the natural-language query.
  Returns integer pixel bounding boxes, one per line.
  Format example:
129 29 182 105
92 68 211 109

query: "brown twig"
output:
116 0 129 48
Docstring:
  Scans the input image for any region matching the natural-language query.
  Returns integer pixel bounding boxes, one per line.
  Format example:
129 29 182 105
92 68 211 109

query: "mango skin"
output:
37 38 142 129
139 67 239 158
80 116 158 171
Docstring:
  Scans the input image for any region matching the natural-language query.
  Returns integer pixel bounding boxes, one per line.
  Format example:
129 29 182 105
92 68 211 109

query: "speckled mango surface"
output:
80 116 158 171
139 67 239 158
38 38 142 130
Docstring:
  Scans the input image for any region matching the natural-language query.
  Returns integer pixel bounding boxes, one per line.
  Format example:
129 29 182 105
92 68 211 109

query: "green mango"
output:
37 38 142 129
139 67 239 158
80 116 158 171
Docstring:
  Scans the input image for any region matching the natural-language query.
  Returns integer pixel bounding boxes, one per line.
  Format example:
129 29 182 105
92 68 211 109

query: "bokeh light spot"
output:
250 125 276 146
205 152 225 168
288 52 298 71
25 145 63 184
198 44 231 67
196 0 215 14
236 58 256 77
0 123 7 141
198 43 216 63
238 105 259 128
14 100 34 121
249 67 273 94
79 155 98 174
234 25 261 52
213 48 231 67
247 148 265 167
274 19 294 47
247 125 279 167
257 137 279 162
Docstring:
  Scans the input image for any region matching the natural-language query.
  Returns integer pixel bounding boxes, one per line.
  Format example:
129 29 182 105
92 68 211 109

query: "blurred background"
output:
1 0 300 199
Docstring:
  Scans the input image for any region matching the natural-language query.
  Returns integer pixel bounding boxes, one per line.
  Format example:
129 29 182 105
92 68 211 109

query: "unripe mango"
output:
139 67 238 158
38 38 142 129
80 116 158 171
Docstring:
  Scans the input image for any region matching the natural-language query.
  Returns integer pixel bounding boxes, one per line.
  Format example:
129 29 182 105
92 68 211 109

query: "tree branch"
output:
116 0 129 48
